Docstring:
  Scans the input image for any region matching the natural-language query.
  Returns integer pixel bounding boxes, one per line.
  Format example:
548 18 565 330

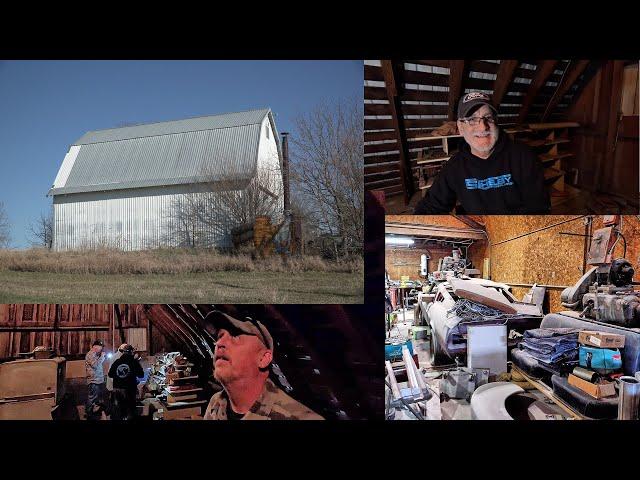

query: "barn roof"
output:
49 108 279 196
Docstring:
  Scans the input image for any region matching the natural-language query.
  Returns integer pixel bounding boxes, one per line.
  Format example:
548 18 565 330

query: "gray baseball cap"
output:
206 310 274 351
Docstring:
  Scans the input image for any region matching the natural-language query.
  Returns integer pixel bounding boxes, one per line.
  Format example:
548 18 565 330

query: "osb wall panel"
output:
386 215 471 229
483 215 640 313
467 242 488 275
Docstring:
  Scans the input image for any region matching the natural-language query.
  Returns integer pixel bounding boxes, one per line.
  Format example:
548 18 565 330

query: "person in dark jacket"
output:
108 344 144 420
414 92 550 214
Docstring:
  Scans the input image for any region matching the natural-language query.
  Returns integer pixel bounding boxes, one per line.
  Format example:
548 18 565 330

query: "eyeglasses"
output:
460 115 497 126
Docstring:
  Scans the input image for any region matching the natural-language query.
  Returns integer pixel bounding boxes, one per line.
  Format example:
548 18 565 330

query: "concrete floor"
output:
387 307 570 420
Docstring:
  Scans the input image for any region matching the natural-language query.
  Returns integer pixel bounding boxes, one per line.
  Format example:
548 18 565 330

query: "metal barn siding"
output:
53 186 241 251
49 109 283 251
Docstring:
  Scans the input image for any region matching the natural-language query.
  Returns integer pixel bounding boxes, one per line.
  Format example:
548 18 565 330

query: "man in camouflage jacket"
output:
203 311 323 420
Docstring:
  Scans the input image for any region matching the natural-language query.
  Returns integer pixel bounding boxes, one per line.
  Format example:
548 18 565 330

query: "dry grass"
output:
0 248 364 275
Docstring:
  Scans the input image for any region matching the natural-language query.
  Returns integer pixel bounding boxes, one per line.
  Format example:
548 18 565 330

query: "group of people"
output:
84 311 323 420
85 340 144 420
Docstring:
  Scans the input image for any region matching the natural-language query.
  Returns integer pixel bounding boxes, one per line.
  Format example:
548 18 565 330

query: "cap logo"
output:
463 92 490 103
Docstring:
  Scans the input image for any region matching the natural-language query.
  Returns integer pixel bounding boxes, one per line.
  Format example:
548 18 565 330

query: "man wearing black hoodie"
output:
414 92 550 214
108 344 144 420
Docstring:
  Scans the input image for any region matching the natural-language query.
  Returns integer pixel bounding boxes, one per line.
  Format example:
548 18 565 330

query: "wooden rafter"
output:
492 60 519 107
448 60 466 120
517 60 559 123
541 60 591 122
381 60 414 204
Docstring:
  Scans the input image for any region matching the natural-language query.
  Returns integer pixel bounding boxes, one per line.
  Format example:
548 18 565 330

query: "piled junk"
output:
561 216 640 327
143 352 205 419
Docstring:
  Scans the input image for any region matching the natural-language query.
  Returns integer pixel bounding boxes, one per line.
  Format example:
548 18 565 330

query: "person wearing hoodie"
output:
414 92 550 214
108 344 144 420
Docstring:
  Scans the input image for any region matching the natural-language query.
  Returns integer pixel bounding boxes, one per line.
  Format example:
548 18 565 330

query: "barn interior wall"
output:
567 60 638 204
482 215 640 312
0 304 178 361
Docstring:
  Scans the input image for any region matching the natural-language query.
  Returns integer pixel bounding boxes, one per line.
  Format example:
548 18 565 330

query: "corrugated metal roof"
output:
73 108 270 145
50 109 274 196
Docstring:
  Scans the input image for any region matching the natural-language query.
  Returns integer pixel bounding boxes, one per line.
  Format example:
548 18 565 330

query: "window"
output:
265 125 269 139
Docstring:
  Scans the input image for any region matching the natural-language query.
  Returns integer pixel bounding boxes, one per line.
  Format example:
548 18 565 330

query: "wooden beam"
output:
385 222 486 240
602 60 626 191
448 60 466 120
541 60 591 122
518 60 559 123
381 60 414 204
492 60 519 107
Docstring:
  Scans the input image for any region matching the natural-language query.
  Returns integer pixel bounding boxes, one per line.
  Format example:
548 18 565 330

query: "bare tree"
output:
290 100 364 256
0 201 10 248
28 209 54 249
165 164 283 249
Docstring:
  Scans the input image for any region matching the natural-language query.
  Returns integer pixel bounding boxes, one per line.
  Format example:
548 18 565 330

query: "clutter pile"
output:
517 328 580 374
144 352 205 419
567 331 624 400
429 121 459 137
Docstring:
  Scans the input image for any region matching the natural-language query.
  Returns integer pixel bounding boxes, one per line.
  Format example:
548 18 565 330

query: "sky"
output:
0 60 362 248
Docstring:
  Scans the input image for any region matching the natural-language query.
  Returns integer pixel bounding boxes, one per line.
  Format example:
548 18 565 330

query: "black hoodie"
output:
108 353 144 390
414 130 550 214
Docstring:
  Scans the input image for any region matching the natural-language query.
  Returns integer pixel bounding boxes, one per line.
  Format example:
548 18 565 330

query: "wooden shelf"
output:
527 138 571 147
170 375 198 382
418 178 435 191
539 152 574 165
504 127 533 134
164 387 203 395
417 156 450 165
165 399 208 409
527 122 580 130
544 167 565 181
412 134 462 141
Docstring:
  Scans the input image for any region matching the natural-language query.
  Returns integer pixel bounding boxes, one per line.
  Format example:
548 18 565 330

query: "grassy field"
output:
0 270 363 303
0 249 364 303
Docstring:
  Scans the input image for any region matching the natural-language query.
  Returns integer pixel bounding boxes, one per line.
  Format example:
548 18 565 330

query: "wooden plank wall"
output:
567 60 638 205
482 215 640 312
0 304 152 360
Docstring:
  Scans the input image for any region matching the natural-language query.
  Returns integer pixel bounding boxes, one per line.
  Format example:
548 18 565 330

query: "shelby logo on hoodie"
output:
464 173 513 191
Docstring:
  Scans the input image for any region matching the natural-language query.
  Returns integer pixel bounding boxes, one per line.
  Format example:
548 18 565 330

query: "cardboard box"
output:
578 331 625 348
568 374 617 399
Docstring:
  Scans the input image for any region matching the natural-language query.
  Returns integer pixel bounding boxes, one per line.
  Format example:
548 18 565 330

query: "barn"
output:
48 109 284 251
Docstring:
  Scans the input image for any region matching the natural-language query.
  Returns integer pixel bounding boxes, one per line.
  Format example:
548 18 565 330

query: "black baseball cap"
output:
457 92 498 119
92 340 104 347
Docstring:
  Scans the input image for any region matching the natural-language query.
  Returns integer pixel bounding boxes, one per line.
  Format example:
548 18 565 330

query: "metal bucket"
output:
618 376 640 420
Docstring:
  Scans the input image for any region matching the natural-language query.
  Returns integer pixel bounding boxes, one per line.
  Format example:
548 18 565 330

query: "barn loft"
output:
0 304 380 420
48 109 284 251
365 60 639 214
385 214 640 420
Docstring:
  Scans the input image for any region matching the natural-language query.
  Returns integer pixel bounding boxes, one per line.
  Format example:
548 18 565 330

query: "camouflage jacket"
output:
204 378 324 420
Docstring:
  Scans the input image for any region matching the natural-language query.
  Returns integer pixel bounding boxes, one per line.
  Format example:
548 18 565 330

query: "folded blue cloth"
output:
519 328 580 366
